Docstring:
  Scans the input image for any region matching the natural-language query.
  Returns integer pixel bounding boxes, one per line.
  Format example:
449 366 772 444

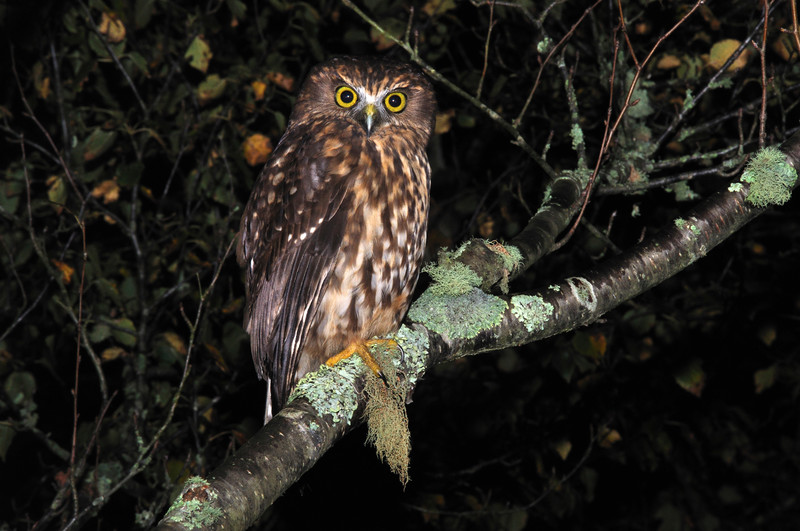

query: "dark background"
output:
1 0 799 529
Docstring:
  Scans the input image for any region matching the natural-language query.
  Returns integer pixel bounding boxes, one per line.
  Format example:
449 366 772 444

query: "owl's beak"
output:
362 103 377 136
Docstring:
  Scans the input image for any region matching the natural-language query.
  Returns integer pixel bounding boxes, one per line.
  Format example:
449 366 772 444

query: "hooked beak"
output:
362 103 377 136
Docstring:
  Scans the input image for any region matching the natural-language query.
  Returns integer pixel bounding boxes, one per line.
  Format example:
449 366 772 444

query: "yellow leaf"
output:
162 331 187 356
772 33 798 62
656 54 681 70
98 12 126 43
32 62 50 99
205 343 229 373
251 80 267 101
91 179 120 204
477 212 494 238
423 0 456 16
674 358 705 397
101 346 126 361
221 297 243 315
758 324 777 347
588 332 607 358
707 39 750 72
754 364 777 394
37 76 51 99
83 129 117 161
185 35 212 73
265 72 294 91
599 427 622 448
46 175 66 213
553 439 572 460
242 133 273 166
196 74 227 105
51 259 75 284
435 109 455 135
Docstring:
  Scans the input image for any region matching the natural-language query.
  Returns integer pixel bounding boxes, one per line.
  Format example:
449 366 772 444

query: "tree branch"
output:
157 131 800 530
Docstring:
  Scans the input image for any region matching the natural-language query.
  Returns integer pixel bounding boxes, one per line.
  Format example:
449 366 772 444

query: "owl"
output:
237 56 436 420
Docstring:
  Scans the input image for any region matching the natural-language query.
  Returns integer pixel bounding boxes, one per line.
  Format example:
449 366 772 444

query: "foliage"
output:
1 0 800 529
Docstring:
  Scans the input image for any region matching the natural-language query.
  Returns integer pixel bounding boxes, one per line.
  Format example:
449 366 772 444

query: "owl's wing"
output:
237 127 353 411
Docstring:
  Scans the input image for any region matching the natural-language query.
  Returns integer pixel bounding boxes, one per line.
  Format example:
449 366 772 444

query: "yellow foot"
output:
325 339 399 377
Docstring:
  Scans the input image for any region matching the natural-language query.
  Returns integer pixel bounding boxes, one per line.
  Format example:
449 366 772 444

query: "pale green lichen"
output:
408 287 507 341
510 295 554 333
728 182 744 193
566 276 597 312
537 36 553 54
286 326 429 424
682 88 695 113
570 122 584 154
674 217 701 236
450 240 471 259
422 261 481 296
669 181 699 202
548 284 561 292
740 146 797 207
163 477 223 530
394 324 429 387
626 72 654 119
489 241 523 272
289 359 361 424
483 240 523 294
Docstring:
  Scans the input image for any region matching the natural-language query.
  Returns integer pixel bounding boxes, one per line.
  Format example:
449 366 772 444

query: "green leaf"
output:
754 364 778 394
117 161 144 187
0 166 24 214
0 424 15 461
134 0 156 29
185 36 212 73
47 175 67 209
4 371 36 407
83 129 117 161
197 74 227 104
674 358 705 397
89 323 112 343
126 51 149 76
88 32 109 58
111 317 137 347
226 0 247 19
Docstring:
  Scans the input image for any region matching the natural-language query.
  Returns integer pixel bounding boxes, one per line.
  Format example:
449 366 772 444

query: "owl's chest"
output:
314 144 430 347
345 144 429 268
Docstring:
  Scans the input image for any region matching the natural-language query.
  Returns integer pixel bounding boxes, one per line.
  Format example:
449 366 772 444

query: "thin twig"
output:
475 0 496 100
758 0 770 148
513 0 602 128
791 0 800 57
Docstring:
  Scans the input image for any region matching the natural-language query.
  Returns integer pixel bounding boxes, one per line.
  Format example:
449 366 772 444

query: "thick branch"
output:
157 132 800 531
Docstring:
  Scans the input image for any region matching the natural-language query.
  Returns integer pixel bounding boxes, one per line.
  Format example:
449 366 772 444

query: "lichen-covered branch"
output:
452 173 584 293
157 134 799 530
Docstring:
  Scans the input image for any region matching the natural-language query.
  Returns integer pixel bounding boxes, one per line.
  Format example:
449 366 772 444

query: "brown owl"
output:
237 56 436 420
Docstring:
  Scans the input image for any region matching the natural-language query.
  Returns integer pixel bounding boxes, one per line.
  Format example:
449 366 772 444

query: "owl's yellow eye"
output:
384 92 407 113
335 86 358 108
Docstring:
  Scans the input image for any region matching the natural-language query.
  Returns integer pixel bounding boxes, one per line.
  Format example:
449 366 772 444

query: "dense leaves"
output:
1 0 800 529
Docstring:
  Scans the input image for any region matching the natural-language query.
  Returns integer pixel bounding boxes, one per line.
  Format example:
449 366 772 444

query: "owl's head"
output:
291 56 436 143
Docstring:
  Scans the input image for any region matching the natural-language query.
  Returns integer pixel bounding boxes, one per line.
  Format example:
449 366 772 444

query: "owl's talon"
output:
326 339 398 383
